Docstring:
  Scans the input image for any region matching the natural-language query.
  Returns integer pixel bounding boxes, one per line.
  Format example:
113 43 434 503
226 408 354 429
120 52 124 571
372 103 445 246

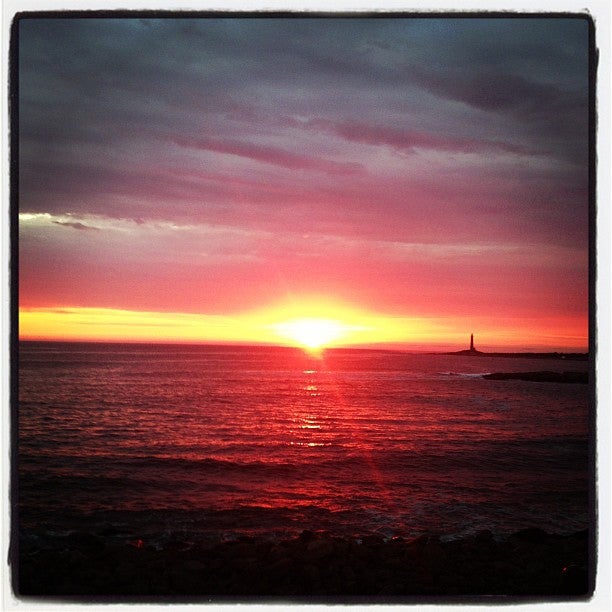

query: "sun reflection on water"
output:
300 417 321 429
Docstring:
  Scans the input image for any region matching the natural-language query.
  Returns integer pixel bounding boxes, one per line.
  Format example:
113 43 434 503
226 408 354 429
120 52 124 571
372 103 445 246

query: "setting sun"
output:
271 318 353 350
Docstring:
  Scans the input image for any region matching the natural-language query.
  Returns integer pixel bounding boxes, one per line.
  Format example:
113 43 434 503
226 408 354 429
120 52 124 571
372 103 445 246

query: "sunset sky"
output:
17 16 590 350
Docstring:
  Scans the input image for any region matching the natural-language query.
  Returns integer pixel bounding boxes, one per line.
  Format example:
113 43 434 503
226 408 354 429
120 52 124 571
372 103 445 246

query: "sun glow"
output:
17 300 588 351
271 318 353 350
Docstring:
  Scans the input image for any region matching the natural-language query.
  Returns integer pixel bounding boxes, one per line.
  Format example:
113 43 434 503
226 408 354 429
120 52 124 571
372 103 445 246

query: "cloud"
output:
172 135 364 175
306 118 528 155
16 16 590 336
51 220 100 231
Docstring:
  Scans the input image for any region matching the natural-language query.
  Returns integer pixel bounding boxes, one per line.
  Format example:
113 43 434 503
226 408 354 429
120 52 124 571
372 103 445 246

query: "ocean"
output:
17 341 591 556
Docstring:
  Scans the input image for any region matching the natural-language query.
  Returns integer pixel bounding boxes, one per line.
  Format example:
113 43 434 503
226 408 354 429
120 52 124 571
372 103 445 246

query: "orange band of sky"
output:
18 304 588 353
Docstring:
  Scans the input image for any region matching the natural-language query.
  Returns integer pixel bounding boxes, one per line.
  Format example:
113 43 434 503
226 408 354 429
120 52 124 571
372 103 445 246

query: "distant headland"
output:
443 334 588 362
449 333 483 356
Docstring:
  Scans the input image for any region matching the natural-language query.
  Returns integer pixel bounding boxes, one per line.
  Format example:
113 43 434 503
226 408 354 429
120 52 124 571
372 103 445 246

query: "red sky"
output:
17 17 590 351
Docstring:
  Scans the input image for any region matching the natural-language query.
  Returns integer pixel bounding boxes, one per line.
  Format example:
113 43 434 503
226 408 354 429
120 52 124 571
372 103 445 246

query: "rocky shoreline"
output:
482 371 588 384
15 528 591 600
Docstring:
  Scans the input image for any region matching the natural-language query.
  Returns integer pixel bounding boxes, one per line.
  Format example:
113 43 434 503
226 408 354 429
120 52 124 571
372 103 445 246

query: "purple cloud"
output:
307 119 528 155
172 135 364 176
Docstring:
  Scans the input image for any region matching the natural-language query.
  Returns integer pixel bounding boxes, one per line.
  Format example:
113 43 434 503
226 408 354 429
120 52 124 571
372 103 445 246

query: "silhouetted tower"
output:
470 333 474 351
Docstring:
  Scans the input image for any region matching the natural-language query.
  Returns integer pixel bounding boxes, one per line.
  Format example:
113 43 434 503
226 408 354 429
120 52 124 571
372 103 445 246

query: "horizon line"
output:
16 337 590 354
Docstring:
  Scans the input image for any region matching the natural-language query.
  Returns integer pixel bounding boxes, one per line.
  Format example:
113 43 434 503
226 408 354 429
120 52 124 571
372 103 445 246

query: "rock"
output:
423 537 447 572
306 538 335 559
474 529 494 543
341 563 355 582
410 533 431 549
16 528 591 597
512 528 550 543
66 549 88 564
560 564 589 595
163 539 193 552
302 563 321 586
67 532 106 552
362 534 385 547
183 559 206 572
268 556 292 575
299 529 315 543
377 582 400 595
483 371 587 384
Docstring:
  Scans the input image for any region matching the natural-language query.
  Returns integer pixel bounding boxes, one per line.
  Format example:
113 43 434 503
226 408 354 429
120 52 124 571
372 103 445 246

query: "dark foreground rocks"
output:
482 371 588 384
15 528 591 600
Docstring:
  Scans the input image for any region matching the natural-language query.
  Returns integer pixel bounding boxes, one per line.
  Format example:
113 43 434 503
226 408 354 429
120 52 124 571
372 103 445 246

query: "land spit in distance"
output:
446 350 588 361
439 335 589 384
442 334 588 361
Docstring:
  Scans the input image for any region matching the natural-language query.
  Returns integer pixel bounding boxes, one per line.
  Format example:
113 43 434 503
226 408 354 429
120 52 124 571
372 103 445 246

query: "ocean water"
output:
17 341 591 552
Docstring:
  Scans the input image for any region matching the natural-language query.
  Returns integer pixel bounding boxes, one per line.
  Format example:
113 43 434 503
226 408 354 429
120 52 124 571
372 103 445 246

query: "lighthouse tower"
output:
470 334 474 351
